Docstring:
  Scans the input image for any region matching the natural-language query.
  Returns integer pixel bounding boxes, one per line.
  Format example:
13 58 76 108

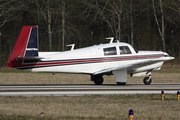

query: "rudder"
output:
24 26 39 57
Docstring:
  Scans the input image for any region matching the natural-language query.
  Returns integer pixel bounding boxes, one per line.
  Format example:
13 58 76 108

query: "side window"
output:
119 46 132 54
103 47 117 56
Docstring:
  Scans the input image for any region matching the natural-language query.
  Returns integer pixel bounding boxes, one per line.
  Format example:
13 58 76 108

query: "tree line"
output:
0 0 179 67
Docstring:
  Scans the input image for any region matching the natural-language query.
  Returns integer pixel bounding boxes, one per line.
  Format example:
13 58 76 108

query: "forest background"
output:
0 0 179 67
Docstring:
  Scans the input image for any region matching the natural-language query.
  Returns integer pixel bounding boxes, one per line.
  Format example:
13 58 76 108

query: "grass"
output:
0 66 180 119
0 95 180 120
0 67 179 84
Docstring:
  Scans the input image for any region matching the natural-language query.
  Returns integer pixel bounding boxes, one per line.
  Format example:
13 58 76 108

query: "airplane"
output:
7 26 174 85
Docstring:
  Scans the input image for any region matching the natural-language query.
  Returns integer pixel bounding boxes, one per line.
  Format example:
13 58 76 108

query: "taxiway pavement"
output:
0 83 179 96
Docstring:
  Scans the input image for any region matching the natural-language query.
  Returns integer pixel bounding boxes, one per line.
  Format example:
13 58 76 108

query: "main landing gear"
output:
91 74 152 85
143 75 152 85
116 82 126 85
91 75 126 85
92 75 104 85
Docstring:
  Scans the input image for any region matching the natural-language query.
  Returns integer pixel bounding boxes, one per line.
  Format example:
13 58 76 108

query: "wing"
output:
93 56 174 75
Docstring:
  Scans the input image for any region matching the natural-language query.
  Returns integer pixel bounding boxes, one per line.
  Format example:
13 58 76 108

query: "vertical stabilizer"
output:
7 26 38 68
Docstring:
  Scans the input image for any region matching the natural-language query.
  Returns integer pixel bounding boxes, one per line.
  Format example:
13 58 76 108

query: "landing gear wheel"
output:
116 82 126 85
143 77 152 85
93 75 104 85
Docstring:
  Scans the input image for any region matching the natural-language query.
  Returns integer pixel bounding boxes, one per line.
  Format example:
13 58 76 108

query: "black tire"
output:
116 82 126 85
93 75 104 85
143 77 152 85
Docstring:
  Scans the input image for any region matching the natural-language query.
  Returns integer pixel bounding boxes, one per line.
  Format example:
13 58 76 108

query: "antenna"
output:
66 44 75 50
106 37 114 43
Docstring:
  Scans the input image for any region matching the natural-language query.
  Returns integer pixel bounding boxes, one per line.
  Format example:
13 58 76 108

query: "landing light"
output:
129 109 133 120
177 91 180 101
161 90 164 100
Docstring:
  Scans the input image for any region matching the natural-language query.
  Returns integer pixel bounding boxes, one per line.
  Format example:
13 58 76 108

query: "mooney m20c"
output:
7 26 174 85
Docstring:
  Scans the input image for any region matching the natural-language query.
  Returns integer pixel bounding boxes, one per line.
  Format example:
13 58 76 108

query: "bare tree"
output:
83 0 127 41
0 0 27 27
0 0 29 66
29 0 63 51
0 0 13 27
109 0 125 41
130 0 133 46
29 0 86 51
152 0 166 52
62 0 65 51
33 0 53 51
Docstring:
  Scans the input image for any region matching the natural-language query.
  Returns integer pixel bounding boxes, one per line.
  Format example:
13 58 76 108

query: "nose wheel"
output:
143 76 152 85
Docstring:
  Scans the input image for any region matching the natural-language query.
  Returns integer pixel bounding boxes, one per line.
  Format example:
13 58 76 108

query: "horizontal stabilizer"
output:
16 57 46 61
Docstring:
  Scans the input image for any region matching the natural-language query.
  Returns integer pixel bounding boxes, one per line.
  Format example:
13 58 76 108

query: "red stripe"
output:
136 55 164 59
12 55 164 68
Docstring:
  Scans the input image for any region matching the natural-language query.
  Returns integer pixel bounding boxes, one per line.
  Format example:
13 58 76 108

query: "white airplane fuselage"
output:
26 42 168 75
7 26 174 85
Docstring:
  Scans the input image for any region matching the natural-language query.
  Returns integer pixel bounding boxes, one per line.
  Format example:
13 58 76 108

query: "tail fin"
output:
7 26 39 68
24 26 39 57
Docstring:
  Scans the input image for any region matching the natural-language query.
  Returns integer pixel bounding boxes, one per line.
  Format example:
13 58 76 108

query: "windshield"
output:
133 47 139 53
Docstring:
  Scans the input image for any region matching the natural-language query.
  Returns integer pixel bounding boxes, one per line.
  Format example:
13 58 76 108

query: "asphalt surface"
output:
0 83 179 96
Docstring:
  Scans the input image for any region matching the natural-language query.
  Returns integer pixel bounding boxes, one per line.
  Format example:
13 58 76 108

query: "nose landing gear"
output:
143 75 152 85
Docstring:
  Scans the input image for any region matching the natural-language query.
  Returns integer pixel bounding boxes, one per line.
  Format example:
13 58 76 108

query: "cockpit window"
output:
119 46 132 54
133 47 139 53
103 47 117 56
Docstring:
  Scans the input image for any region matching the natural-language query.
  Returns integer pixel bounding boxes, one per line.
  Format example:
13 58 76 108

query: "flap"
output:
93 57 169 75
